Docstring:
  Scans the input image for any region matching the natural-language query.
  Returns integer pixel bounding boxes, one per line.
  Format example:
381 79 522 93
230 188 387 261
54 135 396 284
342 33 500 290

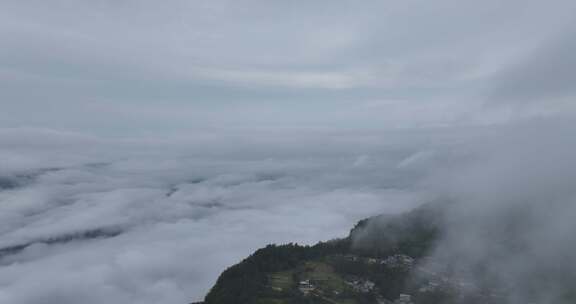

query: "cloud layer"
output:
0 128 438 303
2 0 576 134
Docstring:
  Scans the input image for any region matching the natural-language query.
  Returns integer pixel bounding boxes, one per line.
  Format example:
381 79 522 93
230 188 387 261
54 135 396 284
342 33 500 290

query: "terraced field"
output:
255 259 364 304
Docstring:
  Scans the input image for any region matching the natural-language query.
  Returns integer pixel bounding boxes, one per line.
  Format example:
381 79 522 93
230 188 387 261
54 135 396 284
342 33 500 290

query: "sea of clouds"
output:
2 118 575 304
0 127 459 303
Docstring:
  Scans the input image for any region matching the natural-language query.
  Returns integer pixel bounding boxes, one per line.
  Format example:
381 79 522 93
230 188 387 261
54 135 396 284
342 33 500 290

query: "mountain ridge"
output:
195 202 454 304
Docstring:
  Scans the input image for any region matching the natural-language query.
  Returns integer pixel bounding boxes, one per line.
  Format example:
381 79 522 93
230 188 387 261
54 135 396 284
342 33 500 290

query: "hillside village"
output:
262 255 417 304
200 203 512 304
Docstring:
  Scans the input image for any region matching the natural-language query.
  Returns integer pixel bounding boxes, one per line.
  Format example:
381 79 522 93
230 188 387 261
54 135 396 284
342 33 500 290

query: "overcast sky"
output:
2 1 576 304
2 0 576 136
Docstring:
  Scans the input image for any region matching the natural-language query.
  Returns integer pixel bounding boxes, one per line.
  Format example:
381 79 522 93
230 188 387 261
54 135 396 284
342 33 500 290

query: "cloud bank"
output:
0 128 439 303
2 0 576 134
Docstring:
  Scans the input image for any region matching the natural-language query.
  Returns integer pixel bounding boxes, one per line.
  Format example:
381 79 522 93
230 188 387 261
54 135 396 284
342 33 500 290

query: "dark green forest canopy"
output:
202 203 444 304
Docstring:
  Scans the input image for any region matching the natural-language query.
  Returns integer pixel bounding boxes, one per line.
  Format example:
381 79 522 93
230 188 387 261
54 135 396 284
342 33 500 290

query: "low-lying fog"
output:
0 129 444 303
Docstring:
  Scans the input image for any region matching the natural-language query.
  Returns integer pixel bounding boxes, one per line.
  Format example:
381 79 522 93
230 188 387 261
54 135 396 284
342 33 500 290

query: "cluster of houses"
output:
381 254 415 269
298 277 377 296
415 261 477 294
296 274 416 304
345 277 376 293
297 279 315 295
293 254 418 301
339 253 415 269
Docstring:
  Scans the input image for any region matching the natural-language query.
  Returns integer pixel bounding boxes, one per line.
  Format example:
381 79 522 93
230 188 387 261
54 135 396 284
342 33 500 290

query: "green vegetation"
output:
203 203 446 304
197 201 576 304
299 261 348 293
268 270 294 292
204 241 350 304
254 299 290 304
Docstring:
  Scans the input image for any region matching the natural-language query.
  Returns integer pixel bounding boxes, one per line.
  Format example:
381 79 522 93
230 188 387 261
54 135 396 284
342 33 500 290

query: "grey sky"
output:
2 0 576 135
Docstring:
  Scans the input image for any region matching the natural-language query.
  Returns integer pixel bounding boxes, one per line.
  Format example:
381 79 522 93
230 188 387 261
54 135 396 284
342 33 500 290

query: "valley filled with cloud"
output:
0 129 438 303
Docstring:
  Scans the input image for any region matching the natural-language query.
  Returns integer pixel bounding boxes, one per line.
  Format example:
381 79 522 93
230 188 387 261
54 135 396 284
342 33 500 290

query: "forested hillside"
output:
199 203 470 304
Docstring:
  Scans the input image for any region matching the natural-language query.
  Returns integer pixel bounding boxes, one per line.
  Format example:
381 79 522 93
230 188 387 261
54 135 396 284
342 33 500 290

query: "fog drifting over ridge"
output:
358 27 576 303
408 117 576 304
413 30 576 302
